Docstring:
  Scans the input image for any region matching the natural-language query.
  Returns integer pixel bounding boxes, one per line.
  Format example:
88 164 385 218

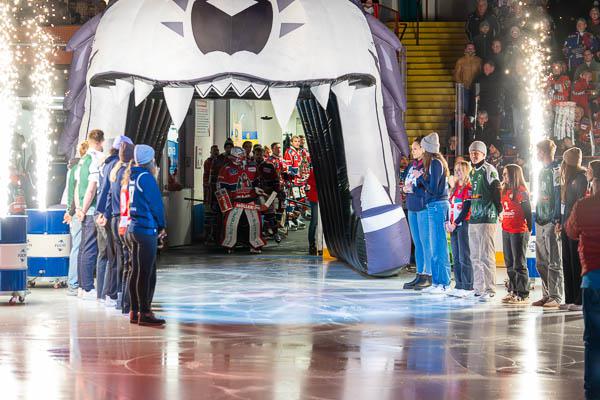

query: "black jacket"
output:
562 171 588 224
473 72 503 116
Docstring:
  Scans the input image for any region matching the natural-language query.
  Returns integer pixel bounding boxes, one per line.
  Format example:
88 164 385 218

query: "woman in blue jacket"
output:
128 145 166 326
402 137 432 290
413 132 451 293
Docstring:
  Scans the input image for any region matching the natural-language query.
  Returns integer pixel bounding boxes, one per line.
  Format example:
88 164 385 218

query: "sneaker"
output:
66 288 78 297
446 288 464 297
105 296 118 307
421 284 438 294
457 290 474 298
81 289 97 301
297 220 306 230
478 292 495 302
542 299 560 309
568 304 583 312
403 274 421 290
138 312 166 327
502 293 516 304
559 303 573 311
429 286 447 295
250 248 262 254
531 297 549 307
508 296 529 305
413 275 432 291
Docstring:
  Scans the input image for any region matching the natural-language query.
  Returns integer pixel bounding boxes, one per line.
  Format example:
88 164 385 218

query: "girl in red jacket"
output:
500 164 533 305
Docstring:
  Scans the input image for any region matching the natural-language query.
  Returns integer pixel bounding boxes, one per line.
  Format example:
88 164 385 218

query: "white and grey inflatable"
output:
60 0 411 276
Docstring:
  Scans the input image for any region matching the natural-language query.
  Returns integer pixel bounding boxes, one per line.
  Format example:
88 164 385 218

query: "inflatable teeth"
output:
268 86 300 129
163 86 195 130
360 170 410 275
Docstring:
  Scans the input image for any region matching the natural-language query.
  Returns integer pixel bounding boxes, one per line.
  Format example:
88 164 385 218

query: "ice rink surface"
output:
0 249 586 400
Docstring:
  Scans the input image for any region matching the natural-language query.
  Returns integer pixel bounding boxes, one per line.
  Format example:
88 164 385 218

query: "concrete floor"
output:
0 247 586 400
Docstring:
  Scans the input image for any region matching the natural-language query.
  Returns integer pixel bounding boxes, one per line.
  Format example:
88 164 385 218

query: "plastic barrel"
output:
527 217 540 279
26 209 71 279
0 216 28 292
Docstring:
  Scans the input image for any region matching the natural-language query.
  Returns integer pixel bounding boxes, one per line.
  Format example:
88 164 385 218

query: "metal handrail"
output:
372 2 413 43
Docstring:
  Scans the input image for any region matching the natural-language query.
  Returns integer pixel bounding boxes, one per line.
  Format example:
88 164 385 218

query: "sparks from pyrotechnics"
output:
519 3 552 206
0 3 19 217
25 1 56 211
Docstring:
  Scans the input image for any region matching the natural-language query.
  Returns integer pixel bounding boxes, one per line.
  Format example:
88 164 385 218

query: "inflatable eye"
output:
191 0 274 55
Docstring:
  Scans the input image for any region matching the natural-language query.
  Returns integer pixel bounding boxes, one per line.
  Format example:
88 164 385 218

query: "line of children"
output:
66 130 167 327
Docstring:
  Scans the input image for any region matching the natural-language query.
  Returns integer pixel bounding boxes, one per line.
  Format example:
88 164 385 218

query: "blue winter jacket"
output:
401 159 426 212
128 166 165 236
95 154 119 218
416 158 449 204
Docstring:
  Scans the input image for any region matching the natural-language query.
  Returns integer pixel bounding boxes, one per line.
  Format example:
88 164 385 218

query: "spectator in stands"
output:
473 61 502 139
589 7 600 40
563 18 600 71
557 137 575 158
575 49 600 88
504 26 522 72
487 141 505 175
548 61 572 107
453 43 482 116
560 147 588 312
489 39 506 74
362 0 375 15
572 70 594 116
501 1 525 35
466 0 499 41
474 21 493 60
565 165 600 400
470 110 496 145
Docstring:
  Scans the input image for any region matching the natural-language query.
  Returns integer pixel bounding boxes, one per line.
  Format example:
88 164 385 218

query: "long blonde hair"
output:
454 160 472 185
121 161 134 188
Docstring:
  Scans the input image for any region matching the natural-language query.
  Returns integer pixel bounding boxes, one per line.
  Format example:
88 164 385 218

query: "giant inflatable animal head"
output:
61 0 411 276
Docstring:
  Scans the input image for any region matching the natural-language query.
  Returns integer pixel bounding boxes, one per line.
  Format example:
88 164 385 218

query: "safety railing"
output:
373 3 407 40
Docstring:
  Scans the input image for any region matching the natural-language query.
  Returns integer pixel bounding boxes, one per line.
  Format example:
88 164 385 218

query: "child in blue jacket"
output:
128 144 166 326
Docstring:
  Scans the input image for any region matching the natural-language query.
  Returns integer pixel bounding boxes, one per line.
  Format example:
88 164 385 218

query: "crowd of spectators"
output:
454 0 600 167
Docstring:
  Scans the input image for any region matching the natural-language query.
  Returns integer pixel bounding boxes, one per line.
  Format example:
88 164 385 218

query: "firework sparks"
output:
26 4 56 210
519 4 552 206
0 3 19 217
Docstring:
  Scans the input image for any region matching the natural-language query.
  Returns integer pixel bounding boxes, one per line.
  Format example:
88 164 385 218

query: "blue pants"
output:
68 217 81 290
308 201 318 248
408 209 430 275
427 201 451 286
584 287 600 399
450 222 473 290
77 216 97 292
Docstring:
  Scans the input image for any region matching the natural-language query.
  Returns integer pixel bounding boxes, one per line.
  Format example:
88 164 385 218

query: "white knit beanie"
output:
469 140 487 157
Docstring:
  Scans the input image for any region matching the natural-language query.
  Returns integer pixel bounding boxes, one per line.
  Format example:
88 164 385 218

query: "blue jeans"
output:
584 287 600 399
408 209 430 275
450 222 473 290
77 216 98 292
427 201 451 286
68 217 81 290
308 201 318 248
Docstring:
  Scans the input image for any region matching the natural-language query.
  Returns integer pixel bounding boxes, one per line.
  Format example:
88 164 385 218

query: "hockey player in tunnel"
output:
269 142 288 234
216 147 267 253
284 136 307 231
207 139 234 243
254 146 283 243
203 145 220 208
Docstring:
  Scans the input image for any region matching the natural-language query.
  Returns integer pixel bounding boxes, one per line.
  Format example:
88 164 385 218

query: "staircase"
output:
397 22 468 143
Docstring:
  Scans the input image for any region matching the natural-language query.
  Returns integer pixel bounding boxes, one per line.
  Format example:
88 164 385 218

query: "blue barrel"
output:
0 216 28 293
26 209 71 279
526 217 541 279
